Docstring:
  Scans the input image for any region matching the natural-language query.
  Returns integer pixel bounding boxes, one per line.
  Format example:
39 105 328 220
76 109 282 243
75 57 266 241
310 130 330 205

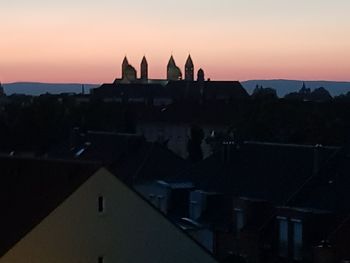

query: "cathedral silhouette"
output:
93 54 248 104
115 55 204 84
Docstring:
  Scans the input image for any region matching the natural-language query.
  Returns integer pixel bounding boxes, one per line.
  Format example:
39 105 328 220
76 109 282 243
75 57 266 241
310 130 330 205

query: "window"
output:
235 208 245 234
277 216 289 257
292 219 303 261
98 196 104 213
98 256 104 263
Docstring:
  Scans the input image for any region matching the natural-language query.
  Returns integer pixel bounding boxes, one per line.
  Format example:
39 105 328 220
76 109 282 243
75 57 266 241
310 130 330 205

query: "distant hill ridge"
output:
2 80 350 97
242 79 350 97
2 82 100 96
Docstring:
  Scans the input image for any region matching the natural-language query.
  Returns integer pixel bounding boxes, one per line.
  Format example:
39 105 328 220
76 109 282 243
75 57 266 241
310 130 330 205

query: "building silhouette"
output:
185 55 194 81
140 56 148 80
93 54 248 104
0 156 217 263
115 54 200 84
197 68 205 82
121 56 137 83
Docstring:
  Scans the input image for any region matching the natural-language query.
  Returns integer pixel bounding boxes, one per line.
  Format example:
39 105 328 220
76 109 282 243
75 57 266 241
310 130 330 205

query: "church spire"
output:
167 55 182 81
185 54 193 67
167 55 176 68
122 56 129 79
122 56 129 67
185 54 194 81
141 56 148 80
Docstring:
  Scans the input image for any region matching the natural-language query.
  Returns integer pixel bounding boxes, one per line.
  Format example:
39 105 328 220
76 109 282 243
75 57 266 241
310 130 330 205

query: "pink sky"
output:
1 0 350 83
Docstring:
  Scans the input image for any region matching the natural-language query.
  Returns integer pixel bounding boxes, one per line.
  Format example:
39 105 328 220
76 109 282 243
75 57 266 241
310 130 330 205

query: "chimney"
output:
70 127 83 149
220 130 240 163
221 140 236 163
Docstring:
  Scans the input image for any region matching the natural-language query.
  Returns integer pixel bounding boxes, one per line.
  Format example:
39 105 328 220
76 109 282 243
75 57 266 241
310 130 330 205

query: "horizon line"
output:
3 78 350 85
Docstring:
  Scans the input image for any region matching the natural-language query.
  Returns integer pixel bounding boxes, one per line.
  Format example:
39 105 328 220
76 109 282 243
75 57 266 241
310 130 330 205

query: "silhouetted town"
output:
1 56 350 263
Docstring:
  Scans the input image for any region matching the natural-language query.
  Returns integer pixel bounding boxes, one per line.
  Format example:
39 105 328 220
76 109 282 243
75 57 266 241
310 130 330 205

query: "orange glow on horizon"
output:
1 0 350 83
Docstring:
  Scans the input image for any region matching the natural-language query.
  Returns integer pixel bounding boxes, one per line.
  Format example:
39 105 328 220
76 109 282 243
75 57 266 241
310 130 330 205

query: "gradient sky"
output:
1 0 350 83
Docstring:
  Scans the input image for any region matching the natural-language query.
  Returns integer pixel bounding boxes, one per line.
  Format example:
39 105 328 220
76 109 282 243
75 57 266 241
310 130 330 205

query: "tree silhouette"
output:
187 125 204 162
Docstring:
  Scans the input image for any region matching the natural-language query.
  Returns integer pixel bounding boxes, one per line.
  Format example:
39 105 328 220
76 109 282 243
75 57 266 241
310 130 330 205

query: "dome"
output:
124 65 137 81
167 66 182 81
197 68 205 81
167 55 182 80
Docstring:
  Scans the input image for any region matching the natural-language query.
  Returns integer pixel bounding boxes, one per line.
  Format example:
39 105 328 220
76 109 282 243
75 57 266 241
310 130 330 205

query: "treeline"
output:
252 84 350 101
0 92 350 154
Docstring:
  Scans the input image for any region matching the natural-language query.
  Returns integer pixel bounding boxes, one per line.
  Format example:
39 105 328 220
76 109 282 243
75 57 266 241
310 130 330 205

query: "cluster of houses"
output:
133 140 350 263
92 80 248 105
0 140 216 263
1 58 349 263
2 129 350 263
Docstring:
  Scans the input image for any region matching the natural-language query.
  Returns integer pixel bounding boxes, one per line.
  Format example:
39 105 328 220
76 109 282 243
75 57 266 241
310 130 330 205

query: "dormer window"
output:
234 208 245 234
277 216 288 258
292 219 303 261
277 216 303 260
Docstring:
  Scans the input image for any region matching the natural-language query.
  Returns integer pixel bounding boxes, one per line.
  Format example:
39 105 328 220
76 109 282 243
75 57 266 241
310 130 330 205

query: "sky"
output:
1 0 350 83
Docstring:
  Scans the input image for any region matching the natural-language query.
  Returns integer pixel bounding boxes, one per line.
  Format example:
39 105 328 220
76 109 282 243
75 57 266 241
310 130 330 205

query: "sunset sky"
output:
1 0 350 83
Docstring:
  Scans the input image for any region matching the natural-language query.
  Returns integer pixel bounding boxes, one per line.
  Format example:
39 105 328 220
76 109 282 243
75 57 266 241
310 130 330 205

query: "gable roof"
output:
0 156 218 262
53 131 145 163
110 142 190 184
0 156 100 257
204 81 248 98
289 146 350 213
50 130 189 184
183 142 339 206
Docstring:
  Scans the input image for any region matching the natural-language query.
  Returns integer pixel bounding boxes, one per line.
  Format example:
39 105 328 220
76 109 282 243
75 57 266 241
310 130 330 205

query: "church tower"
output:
122 56 129 79
121 56 137 83
197 68 205 82
167 55 182 81
197 69 205 102
140 56 148 80
185 55 194 81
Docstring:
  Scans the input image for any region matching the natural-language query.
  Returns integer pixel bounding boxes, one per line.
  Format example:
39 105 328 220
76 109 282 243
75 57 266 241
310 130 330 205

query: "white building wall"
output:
137 122 225 159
